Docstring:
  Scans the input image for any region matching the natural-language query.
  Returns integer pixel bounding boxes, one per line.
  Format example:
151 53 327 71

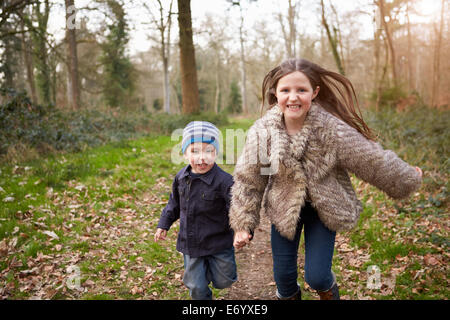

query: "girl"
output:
229 58 422 300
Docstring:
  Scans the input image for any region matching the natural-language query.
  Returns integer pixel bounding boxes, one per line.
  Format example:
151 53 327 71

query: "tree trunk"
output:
288 0 296 57
145 0 173 113
177 0 199 114
320 0 345 75
329 1 345 73
278 11 291 58
31 0 51 105
378 0 397 86
238 5 247 114
65 0 80 110
320 27 326 61
279 0 297 59
373 6 381 112
162 56 171 113
214 52 220 113
431 0 444 107
20 14 37 105
406 2 414 92
377 35 389 110
159 0 173 113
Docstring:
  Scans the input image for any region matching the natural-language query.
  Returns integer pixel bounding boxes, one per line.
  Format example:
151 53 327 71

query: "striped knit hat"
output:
181 121 220 154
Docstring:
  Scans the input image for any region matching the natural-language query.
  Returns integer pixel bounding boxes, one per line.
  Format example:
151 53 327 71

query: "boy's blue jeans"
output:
183 247 237 300
271 202 336 298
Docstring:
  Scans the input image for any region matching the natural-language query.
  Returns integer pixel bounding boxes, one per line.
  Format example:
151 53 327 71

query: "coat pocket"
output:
201 191 218 201
199 191 223 214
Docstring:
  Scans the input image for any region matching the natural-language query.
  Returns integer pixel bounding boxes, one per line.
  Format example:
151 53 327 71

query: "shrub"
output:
0 89 147 162
369 85 408 108
148 112 229 135
363 102 449 183
226 80 242 114
153 98 162 111
0 89 229 163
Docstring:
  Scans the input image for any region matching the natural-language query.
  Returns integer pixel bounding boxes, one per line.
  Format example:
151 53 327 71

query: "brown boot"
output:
317 272 340 300
318 283 340 300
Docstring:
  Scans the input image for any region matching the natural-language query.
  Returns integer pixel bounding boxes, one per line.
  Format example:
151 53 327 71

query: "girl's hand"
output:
154 228 167 242
234 231 252 250
415 166 423 178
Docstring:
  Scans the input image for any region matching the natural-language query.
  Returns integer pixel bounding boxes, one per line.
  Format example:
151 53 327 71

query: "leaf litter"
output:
1 162 448 300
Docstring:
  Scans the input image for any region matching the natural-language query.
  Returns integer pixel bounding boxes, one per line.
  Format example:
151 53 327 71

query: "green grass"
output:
1 107 448 300
0 130 186 298
0 119 244 299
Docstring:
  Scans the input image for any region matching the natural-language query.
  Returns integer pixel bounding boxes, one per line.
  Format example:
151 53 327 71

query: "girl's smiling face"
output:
275 71 319 126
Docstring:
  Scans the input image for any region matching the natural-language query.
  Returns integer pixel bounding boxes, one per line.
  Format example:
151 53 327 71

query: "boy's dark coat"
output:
158 163 234 258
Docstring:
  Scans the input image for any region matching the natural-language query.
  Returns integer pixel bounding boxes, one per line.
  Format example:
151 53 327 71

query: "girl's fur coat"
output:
229 104 422 240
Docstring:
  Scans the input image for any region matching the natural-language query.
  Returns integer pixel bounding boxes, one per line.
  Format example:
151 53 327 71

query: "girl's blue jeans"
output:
183 247 237 300
271 202 336 298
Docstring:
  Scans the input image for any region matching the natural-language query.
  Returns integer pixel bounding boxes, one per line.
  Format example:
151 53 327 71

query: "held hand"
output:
415 166 423 178
154 228 167 242
233 231 252 250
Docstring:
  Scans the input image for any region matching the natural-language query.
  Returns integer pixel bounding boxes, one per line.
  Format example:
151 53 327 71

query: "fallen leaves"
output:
3 196 15 202
130 286 142 295
0 239 8 257
41 230 59 240
423 254 441 266
83 279 95 287
0 174 183 300
1 146 447 301
0 250 74 300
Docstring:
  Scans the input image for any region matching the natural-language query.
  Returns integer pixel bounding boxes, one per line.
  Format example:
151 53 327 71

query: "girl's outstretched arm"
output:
415 166 423 177
334 119 422 199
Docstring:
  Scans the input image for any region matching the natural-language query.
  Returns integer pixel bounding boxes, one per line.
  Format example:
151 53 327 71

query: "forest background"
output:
0 0 448 300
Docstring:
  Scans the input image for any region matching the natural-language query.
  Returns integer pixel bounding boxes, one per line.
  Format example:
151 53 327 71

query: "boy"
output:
154 121 237 300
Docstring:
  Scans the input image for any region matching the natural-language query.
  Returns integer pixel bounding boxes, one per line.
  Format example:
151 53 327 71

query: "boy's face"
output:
184 142 217 174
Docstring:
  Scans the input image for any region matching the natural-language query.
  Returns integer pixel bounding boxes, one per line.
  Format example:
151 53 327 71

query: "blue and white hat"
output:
181 121 220 154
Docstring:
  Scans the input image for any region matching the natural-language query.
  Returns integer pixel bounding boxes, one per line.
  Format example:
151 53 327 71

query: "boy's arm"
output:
157 177 181 231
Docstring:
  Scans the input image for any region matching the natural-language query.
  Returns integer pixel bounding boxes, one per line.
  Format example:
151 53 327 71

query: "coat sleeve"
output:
157 177 180 230
229 123 269 233
334 119 422 199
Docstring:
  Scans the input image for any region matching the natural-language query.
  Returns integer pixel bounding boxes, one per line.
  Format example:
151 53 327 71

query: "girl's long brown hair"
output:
261 58 376 141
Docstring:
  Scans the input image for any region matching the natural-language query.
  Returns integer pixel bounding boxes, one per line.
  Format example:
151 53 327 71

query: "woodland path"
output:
222 215 277 300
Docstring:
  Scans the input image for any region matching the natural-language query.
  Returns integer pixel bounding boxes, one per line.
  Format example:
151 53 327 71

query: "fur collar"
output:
259 103 335 180
256 103 340 239
261 104 314 162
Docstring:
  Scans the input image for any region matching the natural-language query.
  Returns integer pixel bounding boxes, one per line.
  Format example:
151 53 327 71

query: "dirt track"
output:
222 215 278 300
